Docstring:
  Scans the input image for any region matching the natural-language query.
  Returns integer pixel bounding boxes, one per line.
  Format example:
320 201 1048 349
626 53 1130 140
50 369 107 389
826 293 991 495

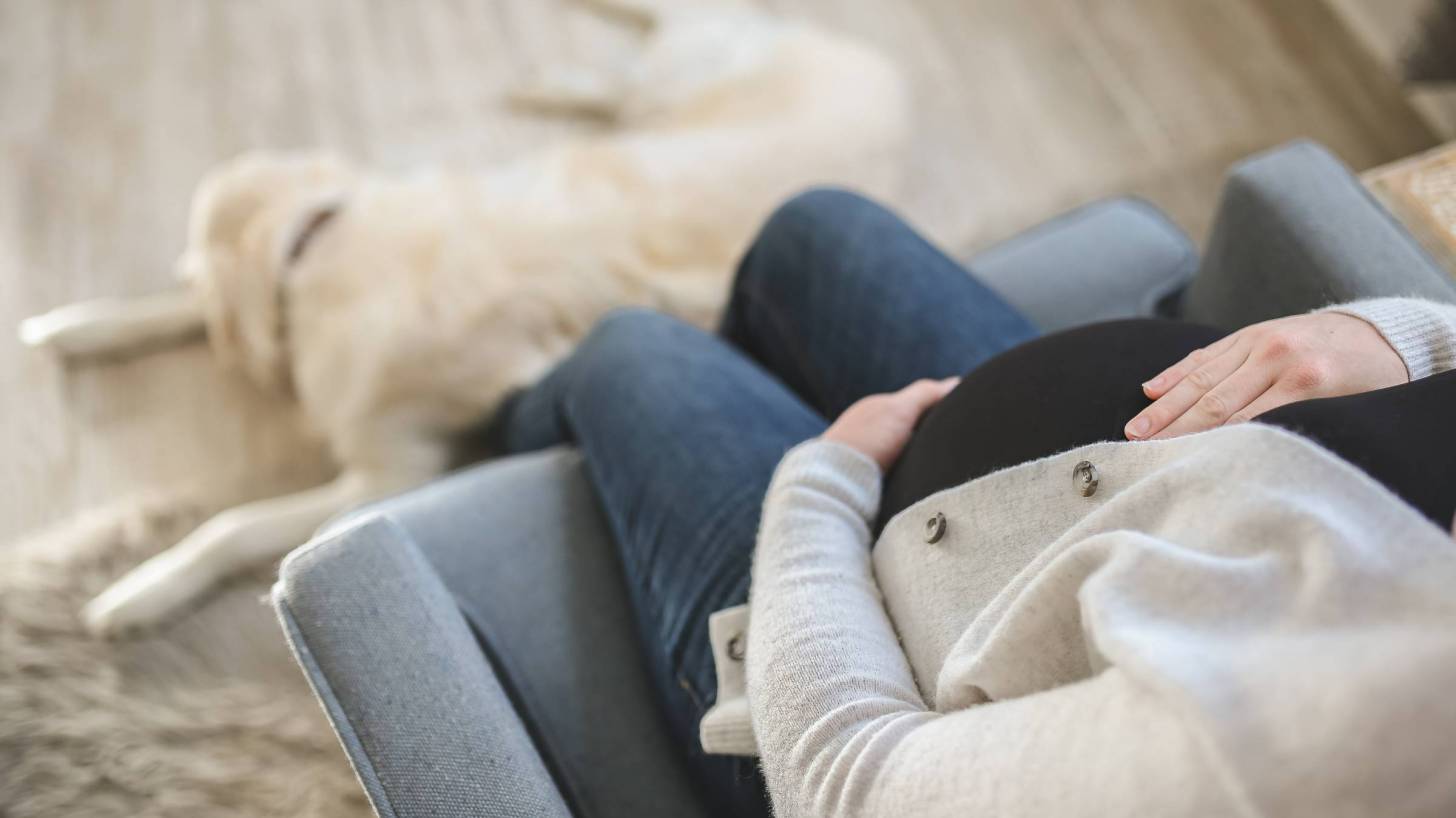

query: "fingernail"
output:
1143 376 1162 391
1126 417 1149 439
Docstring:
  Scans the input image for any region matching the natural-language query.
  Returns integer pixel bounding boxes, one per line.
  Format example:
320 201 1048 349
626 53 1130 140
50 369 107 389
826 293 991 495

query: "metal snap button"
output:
1073 460 1099 497
727 633 746 662
924 512 947 544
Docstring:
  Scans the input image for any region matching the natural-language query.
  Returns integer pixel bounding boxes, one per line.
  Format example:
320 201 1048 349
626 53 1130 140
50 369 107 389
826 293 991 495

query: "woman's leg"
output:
720 188 1040 418
490 309 823 817
486 190 1033 812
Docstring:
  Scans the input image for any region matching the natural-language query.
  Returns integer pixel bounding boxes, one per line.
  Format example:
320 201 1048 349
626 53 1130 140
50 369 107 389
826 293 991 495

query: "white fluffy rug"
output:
0 489 368 817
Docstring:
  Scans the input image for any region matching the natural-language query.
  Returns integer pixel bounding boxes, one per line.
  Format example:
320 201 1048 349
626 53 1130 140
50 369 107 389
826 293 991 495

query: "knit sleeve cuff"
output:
767 439 883 525
1319 297 1456 380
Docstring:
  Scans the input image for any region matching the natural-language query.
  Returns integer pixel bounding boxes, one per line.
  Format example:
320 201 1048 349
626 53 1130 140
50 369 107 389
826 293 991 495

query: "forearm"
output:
1321 297 1456 379
747 440 934 817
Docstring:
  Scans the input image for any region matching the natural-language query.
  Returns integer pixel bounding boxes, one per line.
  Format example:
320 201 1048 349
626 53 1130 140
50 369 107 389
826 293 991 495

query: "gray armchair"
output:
272 140 1455 818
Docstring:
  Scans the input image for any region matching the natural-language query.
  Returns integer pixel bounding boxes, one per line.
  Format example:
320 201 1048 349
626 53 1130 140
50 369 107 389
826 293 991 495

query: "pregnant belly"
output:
880 318 1226 533
881 316 1456 532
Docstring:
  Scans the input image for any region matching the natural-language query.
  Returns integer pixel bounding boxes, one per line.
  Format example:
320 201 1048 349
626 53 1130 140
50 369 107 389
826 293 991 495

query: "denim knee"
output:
569 308 702 386
756 187 890 252
583 307 687 356
734 188 901 305
489 308 710 453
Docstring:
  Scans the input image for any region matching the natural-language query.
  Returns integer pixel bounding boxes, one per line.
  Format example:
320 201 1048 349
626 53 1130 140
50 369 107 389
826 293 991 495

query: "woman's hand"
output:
824 377 959 470
1125 312 1407 440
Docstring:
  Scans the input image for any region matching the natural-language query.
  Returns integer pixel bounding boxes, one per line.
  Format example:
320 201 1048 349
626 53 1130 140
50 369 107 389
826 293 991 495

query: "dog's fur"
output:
18 0 908 637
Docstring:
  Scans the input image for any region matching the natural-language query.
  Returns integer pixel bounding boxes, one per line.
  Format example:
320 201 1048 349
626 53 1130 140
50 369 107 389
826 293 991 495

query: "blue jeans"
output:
490 189 1037 816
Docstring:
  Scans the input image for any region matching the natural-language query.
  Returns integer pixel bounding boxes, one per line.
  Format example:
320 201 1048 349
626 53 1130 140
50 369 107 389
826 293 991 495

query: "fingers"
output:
1223 384 1299 425
1142 332 1240 399
824 377 962 471
1126 342 1251 439
1149 362 1278 438
893 376 960 415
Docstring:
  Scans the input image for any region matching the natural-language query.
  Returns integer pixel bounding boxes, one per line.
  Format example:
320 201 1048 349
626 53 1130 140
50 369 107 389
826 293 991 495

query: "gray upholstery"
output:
300 450 711 818
274 140 1449 818
971 196 1196 331
1182 140 1456 327
276 515 572 818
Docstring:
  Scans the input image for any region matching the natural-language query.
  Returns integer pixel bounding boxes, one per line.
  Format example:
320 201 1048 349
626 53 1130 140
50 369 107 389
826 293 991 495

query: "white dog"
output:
18 0 908 637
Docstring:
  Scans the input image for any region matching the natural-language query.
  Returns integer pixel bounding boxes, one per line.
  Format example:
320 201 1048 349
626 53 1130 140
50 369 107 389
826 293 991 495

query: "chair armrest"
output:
1180 140 1456 328
321 448 713 818
273 514 571 818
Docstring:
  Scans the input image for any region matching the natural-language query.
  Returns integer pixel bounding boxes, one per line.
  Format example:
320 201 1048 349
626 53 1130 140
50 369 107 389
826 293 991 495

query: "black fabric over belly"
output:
879 318 1456 534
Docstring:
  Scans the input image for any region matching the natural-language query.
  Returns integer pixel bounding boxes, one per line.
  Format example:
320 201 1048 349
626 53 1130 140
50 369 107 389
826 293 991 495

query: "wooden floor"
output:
1326 0 1456 138
0 0 1436 547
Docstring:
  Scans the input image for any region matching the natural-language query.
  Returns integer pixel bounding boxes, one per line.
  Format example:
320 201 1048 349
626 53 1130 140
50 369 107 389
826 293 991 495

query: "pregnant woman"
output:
487 189 1456 817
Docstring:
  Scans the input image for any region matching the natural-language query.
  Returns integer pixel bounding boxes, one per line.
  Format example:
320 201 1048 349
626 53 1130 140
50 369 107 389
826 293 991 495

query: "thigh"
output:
491 309 822 816
720 188 1039 419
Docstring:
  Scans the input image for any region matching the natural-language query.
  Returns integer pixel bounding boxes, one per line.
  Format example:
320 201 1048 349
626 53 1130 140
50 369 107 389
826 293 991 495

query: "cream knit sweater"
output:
700 297 1456 817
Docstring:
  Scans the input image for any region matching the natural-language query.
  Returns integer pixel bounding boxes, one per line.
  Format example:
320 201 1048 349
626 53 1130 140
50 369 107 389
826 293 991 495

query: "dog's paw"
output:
17 308 105 356
18 312 66 348
81 550 207 639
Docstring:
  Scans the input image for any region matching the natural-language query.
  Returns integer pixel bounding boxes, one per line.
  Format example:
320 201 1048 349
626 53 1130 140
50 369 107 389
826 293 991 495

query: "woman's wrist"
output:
1318 297 1456 381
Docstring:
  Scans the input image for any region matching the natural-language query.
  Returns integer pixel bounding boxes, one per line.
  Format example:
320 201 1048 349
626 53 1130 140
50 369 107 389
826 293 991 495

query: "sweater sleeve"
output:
1318 296 1456 380
746 441 1234 818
